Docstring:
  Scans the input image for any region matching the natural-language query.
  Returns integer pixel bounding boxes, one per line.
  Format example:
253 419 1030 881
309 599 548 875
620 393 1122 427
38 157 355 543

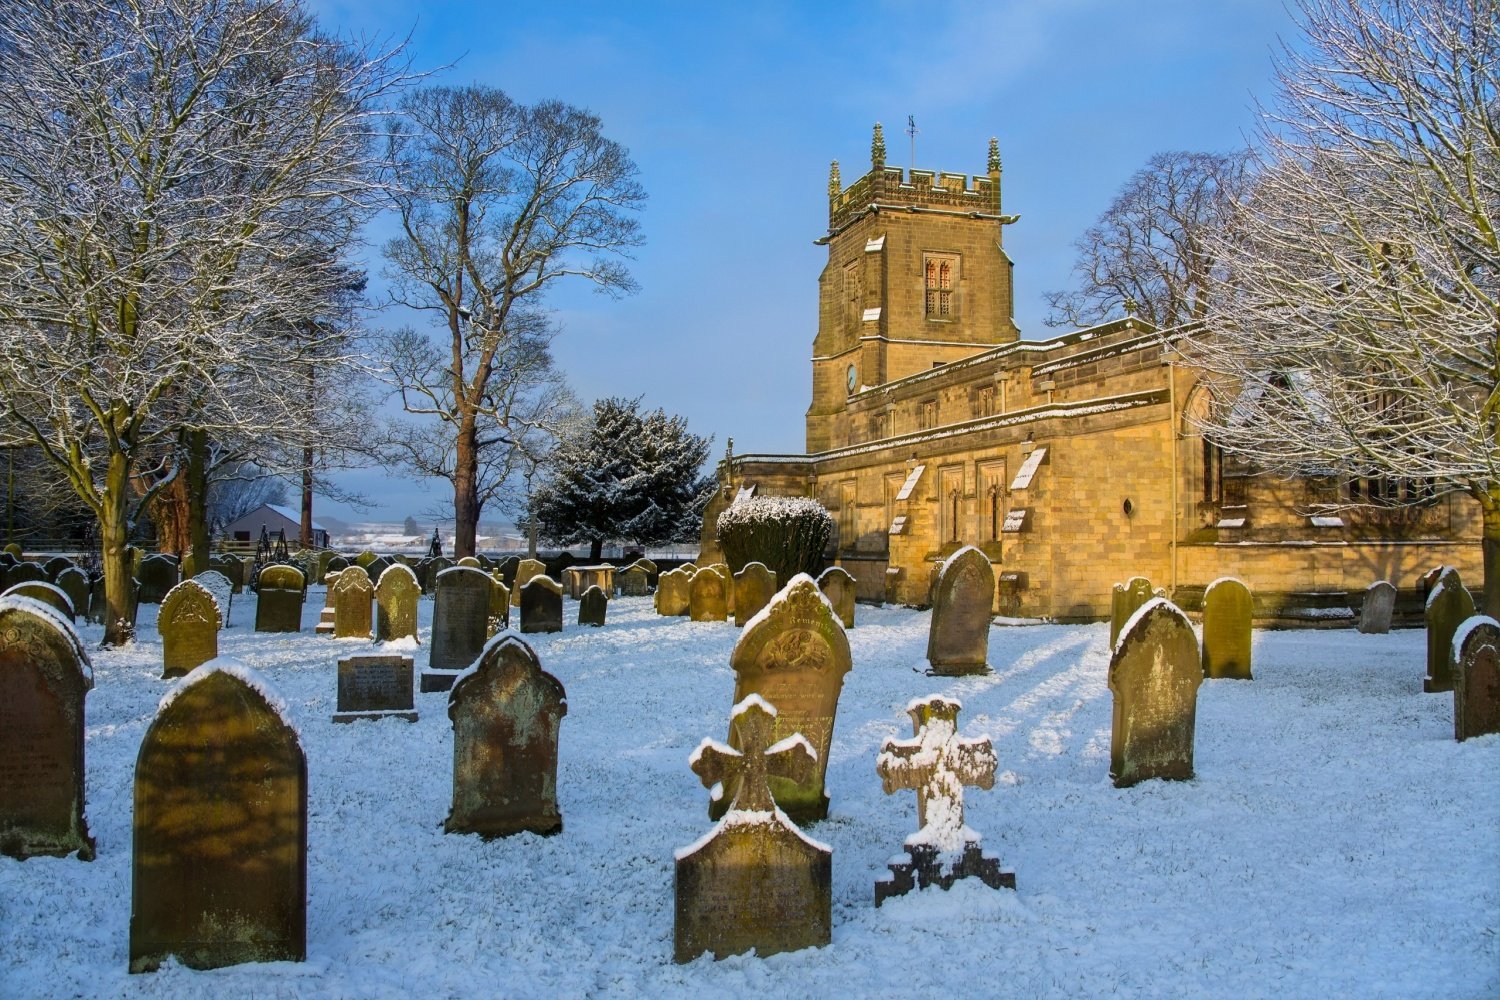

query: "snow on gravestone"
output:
713 575 851 824
1201 577 1253 680
926 545 994 676
424 566 493 691
42 555 75 582
4 581 76 622
374 563 420 643
1358 580 1397 635
331 565 374 640
129 661 305 973
192 570 234 629
733 562 777 628
656 567 693 616
1453 616 1500 741
689 566 728 623
157 579 221 679
520 575 563 634
1109 598 1203 788
578 585 607 627
675 695 830 963
817 566 857 629
0 596 94 861
875 695 1013 905
254 565 305 634
509 558 545 607
1425 569 1475 693
1109 576 1156 649
332 655 417 724
444 633 566 838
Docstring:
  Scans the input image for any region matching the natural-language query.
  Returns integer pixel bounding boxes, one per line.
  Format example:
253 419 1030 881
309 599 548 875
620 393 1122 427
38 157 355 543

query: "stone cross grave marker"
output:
1358 580 1397 635
374 564 420 643
716 574 851 824
488 577 510 636
733 562 777 628
331 565 374 639
424 566 493 691
0 597 94 861
1425 569 1475 693
157 579 221 679
510 558 545 607
875 695 1013 905
136 554 179 605
817 567 857 629
674 695 830 963
445 634 567 837
690 566 728 622
1201 577 1253 680
520 574 563 634
618 563 650 597
4 581 76 622
656 567 692 616
1110 575 1156 648
332 655 417 723
1453 615 1500 741
1109 598 1203 788
130 662 306 973
927 545 994 676
254 565 305 633
578 585 607 627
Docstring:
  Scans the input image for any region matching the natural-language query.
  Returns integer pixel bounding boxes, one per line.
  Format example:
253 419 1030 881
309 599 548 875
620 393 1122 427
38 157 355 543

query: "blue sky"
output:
307 0 1297 526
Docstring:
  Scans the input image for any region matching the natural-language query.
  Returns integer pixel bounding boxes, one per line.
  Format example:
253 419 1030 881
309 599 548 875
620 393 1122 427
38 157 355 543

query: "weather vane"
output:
906 115 918 168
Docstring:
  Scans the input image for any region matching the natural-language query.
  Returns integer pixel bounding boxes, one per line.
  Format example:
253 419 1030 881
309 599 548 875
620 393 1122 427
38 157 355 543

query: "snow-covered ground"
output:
3 591 1497 999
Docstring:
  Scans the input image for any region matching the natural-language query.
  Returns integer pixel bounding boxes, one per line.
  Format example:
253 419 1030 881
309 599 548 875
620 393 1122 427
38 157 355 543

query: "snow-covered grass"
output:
2 593 1496 999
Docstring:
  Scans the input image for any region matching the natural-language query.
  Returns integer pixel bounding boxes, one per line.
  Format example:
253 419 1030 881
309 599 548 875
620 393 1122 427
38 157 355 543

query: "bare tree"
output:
1044 150 1253 329
1184 0 1500 611
378 85 645 558
0 0 404 644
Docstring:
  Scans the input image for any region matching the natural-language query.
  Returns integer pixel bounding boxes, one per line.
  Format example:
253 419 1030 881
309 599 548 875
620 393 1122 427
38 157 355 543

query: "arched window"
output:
924 253 958 318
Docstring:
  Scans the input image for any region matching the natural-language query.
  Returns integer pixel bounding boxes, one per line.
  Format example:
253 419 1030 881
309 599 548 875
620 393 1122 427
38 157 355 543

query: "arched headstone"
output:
1109 599 1202 787
520 575 563 634
254 565 305 633
1201 577 1253 680
1425 569 1475 693
578 585 607 626
3 581 75 622
655 567 692 616
157 579 221 678
510 558 545 607
375 564 420 643
1453 615 1500 741
136 554 180 605
817 566 857 629
733 562 777 628
331 565 374 639
1358 580 1397 635
689 567 728 622
424 566 493 690
927 546 994 676
1110 576 1155 648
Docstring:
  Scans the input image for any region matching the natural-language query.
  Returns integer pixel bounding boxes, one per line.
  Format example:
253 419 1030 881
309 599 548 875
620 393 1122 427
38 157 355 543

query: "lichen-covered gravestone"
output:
375 564 421 643
714 575 851 824
332 655 417 723
129 662 305 973
0 597 94 860
1109 598 1203 788
1453 615 1500 741
1201 577 1253 680
331 565 374 639
618 564 650 597
733 563 777 628
817 567 856 629
1425 569 1475 693
875 695 1013 904
424 566 493 691
445 634 567 838
675 695 830 963
1358 580 1397 635
254 565 306 633
4 581 76 622
157 579 221 679
136 554 180 605
656 567 692 616
1110 576 1156 648
926 545 994 676
510 558 546 607
689 566 728 622
578 585 607 627
488 578 510 636
520 575 563 634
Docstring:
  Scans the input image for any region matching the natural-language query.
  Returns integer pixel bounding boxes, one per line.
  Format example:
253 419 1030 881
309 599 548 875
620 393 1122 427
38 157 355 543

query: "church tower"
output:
806 127 1020 453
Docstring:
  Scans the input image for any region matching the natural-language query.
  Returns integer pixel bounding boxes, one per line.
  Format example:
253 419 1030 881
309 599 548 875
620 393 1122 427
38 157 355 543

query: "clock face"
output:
847 365 857 392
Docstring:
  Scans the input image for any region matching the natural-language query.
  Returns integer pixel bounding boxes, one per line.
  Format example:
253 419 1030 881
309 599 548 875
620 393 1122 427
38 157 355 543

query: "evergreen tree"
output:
532 398 713 560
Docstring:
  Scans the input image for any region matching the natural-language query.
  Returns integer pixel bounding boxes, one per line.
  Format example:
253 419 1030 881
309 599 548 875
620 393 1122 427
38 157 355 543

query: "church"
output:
701 126 1482 622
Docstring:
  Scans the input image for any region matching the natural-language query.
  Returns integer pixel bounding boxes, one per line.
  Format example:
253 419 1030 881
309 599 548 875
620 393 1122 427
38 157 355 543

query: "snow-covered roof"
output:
266 504 326 532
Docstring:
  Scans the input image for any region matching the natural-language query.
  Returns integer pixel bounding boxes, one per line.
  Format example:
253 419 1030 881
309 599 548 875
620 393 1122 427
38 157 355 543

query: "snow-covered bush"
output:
716 496 833 581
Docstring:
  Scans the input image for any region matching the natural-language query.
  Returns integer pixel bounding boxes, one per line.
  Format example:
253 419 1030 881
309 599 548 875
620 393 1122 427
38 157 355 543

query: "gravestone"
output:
511 558 546 607
130 662 305 972
0 597 94 860
1201 577 1253 680
42 555 75 582
136 554 180 604
488 578 510 637
315 571 339 635
875 695 1013 905
366 555 395 583
354 550 378 569
578 585 607 626
675 695 830 963
617 564 650 597
1425 569 1475 693
422 556 454 595
4 581 76 622
1110 576 1156 648
7 561 46 589
733 563 777 628
157 579 221 679
193 571 234 629
332 655 417 723
457 556 483 569
86 574 107 624
707 563 734 614
570 564 615 599
926 545 995 676
817 566 857 629
655 567 692 616
331 565 374 639
209 554 244 593
495 556 520 589
1453 616 1500 741
54 567 89 620
1109 598 1202 788
1358 580 1397 635
445 634 567 837
714 574 851 824
520 575 563 634
254 565 305 633
689 566 728 622
326 555 351 575
424 566 493 691
375 564 421 643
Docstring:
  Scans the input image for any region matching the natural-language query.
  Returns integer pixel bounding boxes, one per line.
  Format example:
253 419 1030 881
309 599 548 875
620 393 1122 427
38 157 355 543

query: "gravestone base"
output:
874 841 1015 906
926 659 990 677
333 710 419 724
420 669 463 693
315 608 336 636
1424 676 1453 694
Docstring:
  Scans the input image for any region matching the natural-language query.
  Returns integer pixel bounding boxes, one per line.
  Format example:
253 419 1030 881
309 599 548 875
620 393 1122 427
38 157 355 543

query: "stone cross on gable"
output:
691 695 817 814
877 695 996 850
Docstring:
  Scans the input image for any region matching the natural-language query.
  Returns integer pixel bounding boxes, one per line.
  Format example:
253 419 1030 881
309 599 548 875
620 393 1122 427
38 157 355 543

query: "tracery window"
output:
924 253 958 318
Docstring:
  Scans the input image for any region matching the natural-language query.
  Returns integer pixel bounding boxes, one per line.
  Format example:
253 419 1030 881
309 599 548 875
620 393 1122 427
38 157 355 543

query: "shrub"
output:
716 496 833 582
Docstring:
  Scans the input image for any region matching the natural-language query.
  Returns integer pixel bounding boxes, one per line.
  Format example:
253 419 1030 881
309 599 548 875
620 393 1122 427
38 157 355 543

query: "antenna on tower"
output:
906 115 918 169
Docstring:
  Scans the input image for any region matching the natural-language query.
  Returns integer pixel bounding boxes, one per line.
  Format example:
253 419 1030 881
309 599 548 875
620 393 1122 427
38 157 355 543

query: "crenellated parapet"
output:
828 125 1004 231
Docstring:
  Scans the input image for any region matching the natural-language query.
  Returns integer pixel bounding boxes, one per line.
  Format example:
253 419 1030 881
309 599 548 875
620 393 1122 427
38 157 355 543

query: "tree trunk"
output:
452 420 480 559
101 453 135 647
589 538 603 562
148 474 191 559
183 427 210 578
301 445 315 549
1482 494 1500 619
